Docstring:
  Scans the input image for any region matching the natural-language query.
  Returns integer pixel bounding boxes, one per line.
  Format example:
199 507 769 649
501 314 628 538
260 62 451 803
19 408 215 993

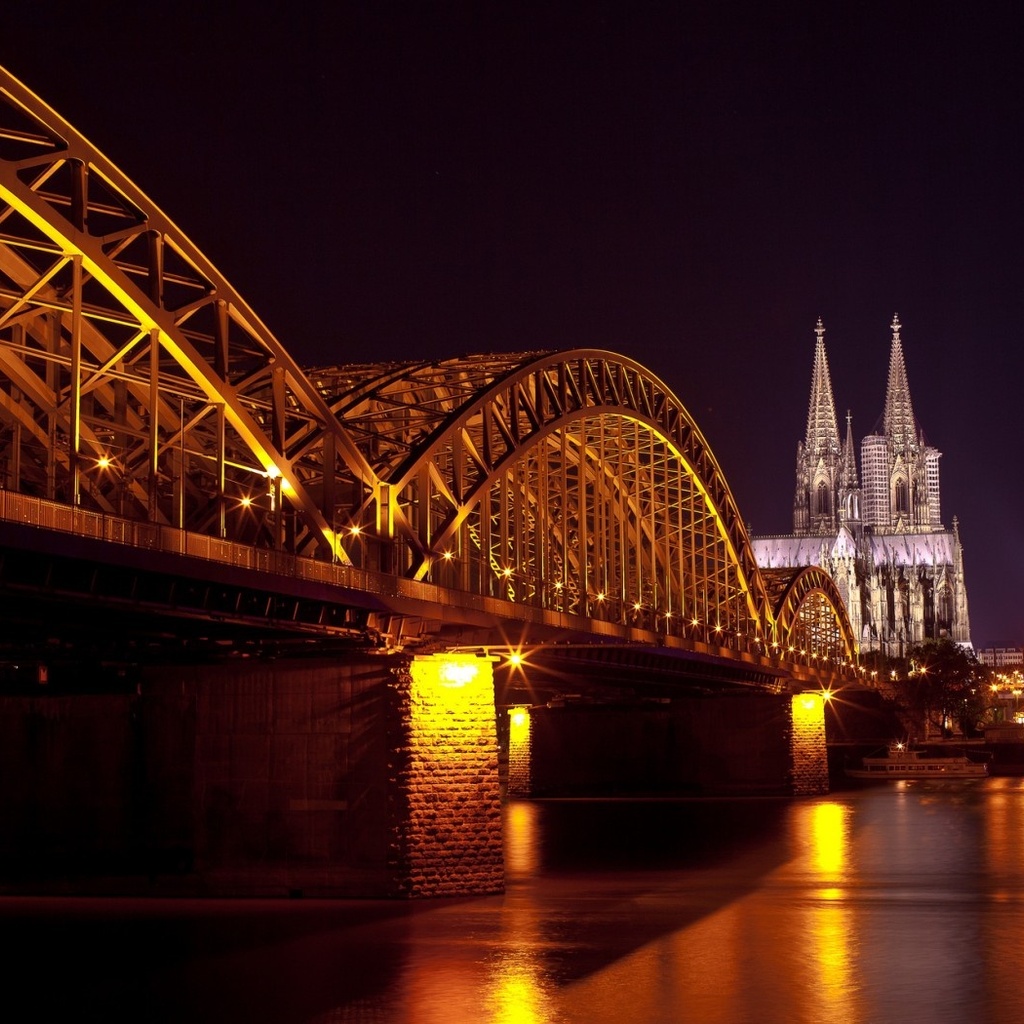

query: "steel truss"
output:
763 565 858 667
0 66 857 665
0 66 373 565
312 353 777 648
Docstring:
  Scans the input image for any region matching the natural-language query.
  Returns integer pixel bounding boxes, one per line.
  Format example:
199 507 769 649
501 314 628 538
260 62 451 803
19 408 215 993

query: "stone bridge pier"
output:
507 690 828 799
0 652 504 899
0 654 827 899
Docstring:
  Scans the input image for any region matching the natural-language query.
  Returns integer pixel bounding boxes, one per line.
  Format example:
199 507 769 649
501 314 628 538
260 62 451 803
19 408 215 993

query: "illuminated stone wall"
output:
506 706 532 796
387 654 503 896
790 693 829 795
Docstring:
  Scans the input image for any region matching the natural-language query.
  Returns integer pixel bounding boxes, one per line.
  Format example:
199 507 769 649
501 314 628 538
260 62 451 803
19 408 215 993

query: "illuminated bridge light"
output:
439 659 479 687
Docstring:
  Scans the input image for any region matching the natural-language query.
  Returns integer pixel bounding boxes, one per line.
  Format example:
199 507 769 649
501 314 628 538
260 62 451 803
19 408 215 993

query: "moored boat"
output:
846 743 988 781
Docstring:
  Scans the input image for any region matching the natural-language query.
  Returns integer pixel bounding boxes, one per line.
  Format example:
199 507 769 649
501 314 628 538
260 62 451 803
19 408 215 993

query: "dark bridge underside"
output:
492 642 788 708
0 522 380 686
0 521 789 698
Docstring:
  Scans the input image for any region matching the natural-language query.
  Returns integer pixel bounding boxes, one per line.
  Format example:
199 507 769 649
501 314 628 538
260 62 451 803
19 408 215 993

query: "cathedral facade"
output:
751 315 971 657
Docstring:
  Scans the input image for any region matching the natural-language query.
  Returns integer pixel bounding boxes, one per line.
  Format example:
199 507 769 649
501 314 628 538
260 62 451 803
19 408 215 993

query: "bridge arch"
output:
312 351 776 644
763 565 859 668
0 65 861 665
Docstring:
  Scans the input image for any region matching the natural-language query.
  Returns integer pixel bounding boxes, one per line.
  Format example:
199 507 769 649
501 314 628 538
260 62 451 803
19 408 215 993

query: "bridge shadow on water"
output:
0 796 797 1023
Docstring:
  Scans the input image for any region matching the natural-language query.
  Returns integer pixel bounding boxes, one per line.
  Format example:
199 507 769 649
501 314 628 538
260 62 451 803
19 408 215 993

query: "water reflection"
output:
981 778 1024 1002
487 799 558 1024
797 803 857 1021
9 784 1024 1023
806 801 849 884
486 950 559 1024
505 799 540 879
394 798 561 1024
556 787 1006 1024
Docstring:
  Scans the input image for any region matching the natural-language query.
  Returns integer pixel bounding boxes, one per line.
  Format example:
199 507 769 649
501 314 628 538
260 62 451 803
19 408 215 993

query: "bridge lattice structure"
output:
0 66 858 677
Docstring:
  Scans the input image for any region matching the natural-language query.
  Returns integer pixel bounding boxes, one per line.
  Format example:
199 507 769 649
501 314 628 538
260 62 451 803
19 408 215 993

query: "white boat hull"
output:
845 764 988 780
846 746 988 781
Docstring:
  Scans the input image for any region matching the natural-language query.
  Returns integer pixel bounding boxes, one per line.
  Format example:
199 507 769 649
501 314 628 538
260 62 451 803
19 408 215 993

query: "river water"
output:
6 779 1024 1023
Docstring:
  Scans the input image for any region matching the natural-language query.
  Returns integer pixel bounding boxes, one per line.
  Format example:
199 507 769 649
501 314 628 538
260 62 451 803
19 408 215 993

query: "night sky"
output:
4 3 1023 645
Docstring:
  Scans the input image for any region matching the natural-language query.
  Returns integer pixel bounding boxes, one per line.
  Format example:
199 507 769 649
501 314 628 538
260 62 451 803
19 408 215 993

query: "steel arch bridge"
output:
0 66 857 671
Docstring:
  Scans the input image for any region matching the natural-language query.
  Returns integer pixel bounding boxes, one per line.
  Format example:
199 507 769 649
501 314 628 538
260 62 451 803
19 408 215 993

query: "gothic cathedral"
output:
751 315 971 657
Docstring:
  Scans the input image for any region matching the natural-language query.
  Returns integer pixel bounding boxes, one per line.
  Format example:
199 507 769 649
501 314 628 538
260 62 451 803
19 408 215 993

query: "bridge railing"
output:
0 490 864 683
0 489 587 624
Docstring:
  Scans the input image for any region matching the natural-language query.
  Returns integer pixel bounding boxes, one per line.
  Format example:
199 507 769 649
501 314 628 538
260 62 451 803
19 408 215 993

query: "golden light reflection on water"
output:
310 788 1024 1023
398 928 561 1024
563 898 745 1024
562 800 863 1024
808 801 848 883
505 800 540 878
487 801 556 1023
485 951 558 1024
797 801 859 1022
982 778 1024 996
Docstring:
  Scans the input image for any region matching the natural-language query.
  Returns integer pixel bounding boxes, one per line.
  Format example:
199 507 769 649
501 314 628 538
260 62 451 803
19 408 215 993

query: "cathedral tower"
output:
793 318 841 534
751 313 971 658
860 314 942 533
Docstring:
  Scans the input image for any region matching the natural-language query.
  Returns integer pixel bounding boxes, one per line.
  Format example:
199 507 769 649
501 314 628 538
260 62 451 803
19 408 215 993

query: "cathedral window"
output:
937 587 953 629
815 481 831 518
895 478 909 514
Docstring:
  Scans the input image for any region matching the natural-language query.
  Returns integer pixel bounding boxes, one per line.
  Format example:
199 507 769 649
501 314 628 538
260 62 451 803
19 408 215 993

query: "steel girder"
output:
0 66 371 564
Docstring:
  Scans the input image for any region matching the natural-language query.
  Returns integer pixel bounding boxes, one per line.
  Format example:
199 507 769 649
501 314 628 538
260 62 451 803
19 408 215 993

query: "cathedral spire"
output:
794 318 842 534
838 409 861 528
882 313 918 454
840 410 858 488
805 317 840 458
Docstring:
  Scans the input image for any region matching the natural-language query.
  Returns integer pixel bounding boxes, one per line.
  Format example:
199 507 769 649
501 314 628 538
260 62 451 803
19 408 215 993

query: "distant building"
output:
977 647 1023 669
751 315 971 658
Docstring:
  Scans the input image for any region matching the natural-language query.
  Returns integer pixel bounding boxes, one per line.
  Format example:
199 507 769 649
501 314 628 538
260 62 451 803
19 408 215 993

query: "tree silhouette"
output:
894 639 989 739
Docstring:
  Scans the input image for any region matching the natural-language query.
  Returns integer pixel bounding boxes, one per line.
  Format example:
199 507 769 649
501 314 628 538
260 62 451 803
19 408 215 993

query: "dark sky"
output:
4 2 1023 645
